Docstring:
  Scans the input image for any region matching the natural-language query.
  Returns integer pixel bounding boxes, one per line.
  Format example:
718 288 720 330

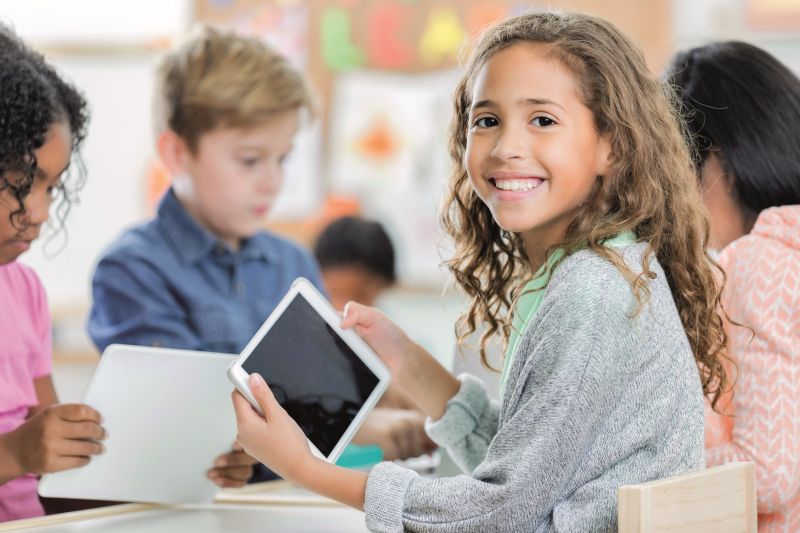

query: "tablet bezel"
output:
227 277 391 464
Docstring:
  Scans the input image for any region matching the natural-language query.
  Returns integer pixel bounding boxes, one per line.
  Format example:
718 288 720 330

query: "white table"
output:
0 482 369 532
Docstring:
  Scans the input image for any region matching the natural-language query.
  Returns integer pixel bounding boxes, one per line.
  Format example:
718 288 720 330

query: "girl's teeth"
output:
494 179 541 191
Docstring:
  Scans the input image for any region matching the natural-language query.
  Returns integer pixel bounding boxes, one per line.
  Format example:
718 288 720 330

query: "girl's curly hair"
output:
442 12 731 410
0 24 89 236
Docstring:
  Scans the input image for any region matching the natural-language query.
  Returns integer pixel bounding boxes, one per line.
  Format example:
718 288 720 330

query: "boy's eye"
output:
474 116 499 129
532 116 555 127
240 158 260 167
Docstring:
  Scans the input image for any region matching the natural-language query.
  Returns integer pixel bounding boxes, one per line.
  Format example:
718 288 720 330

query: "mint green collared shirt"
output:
499 232 638 395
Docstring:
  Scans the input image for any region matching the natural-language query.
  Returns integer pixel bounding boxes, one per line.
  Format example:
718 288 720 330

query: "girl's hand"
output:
340 302 418 383
232 373 314 484
341 301 461 420
207 443 258 488
1 404 105 477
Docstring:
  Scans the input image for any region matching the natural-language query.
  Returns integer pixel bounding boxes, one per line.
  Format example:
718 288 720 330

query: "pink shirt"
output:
706 206 800 532
0 261 51 522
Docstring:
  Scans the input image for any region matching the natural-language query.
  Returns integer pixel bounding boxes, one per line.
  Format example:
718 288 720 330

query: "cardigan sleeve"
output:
423 374 500 473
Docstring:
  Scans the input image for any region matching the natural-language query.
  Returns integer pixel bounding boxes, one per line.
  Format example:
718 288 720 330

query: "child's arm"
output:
232 374 369 509
0 375 102 484
344 303 498 469
339 302 460 420
27 375 58 418
0 402 106 485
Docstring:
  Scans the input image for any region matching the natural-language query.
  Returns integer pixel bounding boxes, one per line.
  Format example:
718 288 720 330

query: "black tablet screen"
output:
241 295 380 457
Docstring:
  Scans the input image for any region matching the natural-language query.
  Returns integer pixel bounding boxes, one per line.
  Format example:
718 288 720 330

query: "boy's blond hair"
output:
153 26 312 150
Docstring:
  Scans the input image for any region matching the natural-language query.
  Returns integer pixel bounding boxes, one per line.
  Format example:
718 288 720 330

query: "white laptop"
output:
38 345 238 504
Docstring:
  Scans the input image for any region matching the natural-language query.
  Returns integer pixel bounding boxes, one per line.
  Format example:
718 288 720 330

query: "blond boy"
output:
88 28 323 484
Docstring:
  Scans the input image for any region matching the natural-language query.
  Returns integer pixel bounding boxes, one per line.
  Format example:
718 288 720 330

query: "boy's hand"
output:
232 373 314 484
1 403 105 477
353 407 436 461
207 444 257 488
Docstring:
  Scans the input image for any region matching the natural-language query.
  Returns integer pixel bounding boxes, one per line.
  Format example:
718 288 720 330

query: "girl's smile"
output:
488 171 548 201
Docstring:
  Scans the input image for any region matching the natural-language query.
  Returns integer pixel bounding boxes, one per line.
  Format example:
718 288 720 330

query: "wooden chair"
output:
618 462 757 532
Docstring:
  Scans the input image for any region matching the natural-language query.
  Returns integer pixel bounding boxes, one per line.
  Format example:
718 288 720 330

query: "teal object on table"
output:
336 444 384 468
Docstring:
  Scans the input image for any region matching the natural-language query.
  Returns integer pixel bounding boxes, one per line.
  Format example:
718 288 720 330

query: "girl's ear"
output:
156 129 191 177
596 134 614 177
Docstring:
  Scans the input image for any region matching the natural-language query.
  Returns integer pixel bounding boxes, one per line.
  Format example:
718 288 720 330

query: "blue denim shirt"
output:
88 188 325 356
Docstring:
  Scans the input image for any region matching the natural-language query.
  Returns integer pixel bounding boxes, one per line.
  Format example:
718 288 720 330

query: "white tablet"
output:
228 277 391 464
39 345 238 504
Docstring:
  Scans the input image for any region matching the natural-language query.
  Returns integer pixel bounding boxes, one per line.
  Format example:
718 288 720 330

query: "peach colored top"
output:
706 206 800 532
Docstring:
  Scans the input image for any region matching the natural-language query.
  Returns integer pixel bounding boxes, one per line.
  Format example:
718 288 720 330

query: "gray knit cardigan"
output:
364 242 705 532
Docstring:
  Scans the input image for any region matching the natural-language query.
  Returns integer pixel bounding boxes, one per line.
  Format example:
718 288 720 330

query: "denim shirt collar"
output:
156 188 278 265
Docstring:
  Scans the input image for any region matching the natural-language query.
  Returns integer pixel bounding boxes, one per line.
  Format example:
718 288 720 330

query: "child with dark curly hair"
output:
0 25 106 522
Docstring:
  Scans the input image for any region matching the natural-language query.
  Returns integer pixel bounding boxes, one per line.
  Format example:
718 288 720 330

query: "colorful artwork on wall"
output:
196 0 310 67
327 70 456 285
316 1 509 72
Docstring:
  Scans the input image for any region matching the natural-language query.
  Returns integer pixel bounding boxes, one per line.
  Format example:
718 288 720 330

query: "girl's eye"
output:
532 116 555 127
240 158 260 167
474 116 498 129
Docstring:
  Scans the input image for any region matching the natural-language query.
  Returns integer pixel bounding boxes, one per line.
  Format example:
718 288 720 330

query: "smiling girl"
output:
232 12 731 532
